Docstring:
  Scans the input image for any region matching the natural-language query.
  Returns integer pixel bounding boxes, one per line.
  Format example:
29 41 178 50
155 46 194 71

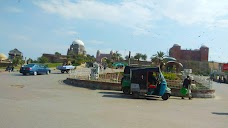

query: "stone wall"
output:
64 78 121 91
64 78 215 98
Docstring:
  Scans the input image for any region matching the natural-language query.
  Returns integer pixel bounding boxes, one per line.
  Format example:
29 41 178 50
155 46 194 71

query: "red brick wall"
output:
200 47 209 61
169 45 208 61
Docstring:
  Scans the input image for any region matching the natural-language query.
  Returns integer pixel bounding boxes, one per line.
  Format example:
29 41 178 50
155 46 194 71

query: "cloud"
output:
34 0 158 34
158 0 228 27
4 6 23 13
12 35 30 41
214 20 228 28
34 0 228 36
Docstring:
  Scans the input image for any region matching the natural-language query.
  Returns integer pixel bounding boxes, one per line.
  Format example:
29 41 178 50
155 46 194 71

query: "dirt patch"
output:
10 85 25 88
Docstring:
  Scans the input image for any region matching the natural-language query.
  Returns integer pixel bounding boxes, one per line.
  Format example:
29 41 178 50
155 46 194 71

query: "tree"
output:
151 51 165 69
134 53 142 61
55 52 61 56
12 56 24 66
111 51 122 62
141 54 147 61
125 55 129 60
86 54 96 62
27 58 33 64
38 56 49 63
104 58 112 68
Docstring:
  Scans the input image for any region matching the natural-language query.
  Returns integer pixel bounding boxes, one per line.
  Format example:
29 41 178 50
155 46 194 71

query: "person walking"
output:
181 75 192 100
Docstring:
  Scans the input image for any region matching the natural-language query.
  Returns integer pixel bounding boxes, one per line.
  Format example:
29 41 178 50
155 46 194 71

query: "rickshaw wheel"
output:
162 93 170 100
123 88 130 95
132 92 139 99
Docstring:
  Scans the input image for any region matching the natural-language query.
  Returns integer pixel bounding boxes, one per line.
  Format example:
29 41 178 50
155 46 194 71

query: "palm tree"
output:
151 51 165 69
111 51 122 62
12 56 24 66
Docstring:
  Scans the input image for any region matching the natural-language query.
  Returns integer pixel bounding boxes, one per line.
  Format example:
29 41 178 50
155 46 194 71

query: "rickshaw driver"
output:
148 72 158 85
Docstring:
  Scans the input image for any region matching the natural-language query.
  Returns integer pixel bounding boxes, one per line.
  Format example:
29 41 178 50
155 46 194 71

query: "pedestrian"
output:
181 75 192 100
11 66 14 72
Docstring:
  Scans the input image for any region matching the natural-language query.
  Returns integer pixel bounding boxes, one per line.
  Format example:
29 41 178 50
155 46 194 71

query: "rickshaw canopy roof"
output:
131 67 160 73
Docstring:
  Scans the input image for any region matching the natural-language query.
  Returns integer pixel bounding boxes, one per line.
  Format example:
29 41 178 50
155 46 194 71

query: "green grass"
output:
44 63 62 68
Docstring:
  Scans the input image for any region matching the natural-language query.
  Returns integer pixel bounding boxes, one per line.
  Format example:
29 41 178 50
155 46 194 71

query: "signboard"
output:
223 64 228 71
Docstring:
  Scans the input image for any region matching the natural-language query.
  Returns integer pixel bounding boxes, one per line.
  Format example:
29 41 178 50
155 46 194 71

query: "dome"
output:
72 39 84 46
173 44 180 47
0 53 7 61
201 45 208 48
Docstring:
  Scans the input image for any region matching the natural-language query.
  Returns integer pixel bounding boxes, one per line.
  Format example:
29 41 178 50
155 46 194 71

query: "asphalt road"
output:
0 70 227 128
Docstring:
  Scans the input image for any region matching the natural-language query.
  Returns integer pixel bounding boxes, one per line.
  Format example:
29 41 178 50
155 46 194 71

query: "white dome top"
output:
72 39 84 46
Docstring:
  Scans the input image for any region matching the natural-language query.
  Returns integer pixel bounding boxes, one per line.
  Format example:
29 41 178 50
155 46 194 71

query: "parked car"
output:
20 63 51 75
56 65 75 73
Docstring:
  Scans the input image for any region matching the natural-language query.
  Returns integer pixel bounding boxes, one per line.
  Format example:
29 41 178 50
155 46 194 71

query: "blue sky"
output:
0 0 228 62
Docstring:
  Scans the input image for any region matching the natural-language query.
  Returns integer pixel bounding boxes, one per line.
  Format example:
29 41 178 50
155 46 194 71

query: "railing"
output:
68 68 91 80
68 68 123 82
191 75 212 89
166 75 213 90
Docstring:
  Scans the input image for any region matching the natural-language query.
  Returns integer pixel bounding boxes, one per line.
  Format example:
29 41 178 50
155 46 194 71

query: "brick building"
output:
169 44 209 61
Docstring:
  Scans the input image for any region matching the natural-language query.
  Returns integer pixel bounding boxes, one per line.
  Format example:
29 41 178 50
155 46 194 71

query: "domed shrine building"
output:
0 53 11 67
42 39 86 63
67 40 86 56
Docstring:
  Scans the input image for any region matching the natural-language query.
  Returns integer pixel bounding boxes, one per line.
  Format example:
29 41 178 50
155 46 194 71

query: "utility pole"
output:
128 51 131 66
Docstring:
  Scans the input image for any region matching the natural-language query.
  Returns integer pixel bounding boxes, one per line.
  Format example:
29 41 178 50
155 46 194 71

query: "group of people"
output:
5 65 14 72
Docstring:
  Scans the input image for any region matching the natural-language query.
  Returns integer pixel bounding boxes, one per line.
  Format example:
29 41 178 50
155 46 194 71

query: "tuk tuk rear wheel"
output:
123 88 130 95
162 93 170 100
132 92 140 99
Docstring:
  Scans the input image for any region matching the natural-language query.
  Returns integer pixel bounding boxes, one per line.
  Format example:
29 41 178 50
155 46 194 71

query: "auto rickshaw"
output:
121 66 171 100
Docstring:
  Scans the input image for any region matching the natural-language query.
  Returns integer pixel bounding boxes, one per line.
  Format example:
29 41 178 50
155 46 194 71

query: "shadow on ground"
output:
51 72 68 74
212 112 228 116
99 91 163 101
62 79 97 90
11 73 23 76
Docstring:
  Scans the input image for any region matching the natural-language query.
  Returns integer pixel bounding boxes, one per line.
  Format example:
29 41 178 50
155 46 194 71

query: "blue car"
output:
20 63 51 75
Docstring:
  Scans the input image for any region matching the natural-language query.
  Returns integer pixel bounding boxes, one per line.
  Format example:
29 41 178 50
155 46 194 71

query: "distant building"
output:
169 44 209 61
42 53 67 63
8 48 23 60
96 50 114 63
67 40 86 56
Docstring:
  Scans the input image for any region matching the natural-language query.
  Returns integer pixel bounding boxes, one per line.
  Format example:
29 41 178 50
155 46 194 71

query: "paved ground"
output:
0 70 227 128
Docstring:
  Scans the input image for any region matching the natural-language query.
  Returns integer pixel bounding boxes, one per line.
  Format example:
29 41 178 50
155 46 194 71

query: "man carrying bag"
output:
181 76 192 100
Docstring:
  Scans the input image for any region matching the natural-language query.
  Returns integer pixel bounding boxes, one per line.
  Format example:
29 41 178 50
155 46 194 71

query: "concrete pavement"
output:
0 71 227 128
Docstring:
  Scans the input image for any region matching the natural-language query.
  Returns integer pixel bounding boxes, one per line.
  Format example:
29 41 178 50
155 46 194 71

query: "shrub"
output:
162 72 179 80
